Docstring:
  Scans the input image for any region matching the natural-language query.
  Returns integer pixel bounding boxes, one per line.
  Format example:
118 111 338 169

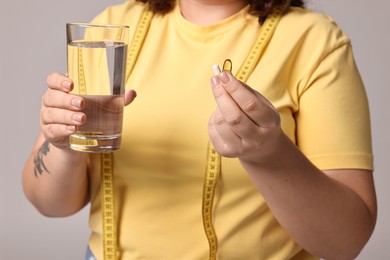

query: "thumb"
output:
124 90 137 106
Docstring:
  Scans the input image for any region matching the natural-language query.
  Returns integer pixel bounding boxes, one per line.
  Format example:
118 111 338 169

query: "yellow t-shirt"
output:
87 1 373 259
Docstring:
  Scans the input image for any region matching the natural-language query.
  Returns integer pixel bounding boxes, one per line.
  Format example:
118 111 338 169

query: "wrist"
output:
49 142 89 164
239 127 287 167
238 131 309 182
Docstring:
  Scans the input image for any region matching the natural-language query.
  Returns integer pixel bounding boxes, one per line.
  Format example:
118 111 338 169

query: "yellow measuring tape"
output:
73 33 118 258
202 143 221 260
73 10 153 258
100 7 154 260
77 48 87 94
96 5 282 260
202 9 282 260
101 152 116 259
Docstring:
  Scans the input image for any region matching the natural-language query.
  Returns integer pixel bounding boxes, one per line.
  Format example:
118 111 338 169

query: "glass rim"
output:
66 22 129 29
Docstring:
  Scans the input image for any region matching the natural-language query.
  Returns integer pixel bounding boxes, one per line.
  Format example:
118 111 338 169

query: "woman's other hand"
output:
208 71 281 163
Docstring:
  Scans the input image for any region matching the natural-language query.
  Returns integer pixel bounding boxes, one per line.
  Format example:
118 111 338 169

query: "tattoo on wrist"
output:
34 140 50 177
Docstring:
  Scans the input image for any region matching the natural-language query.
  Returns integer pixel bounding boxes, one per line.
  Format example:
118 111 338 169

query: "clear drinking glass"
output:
66 23 129 152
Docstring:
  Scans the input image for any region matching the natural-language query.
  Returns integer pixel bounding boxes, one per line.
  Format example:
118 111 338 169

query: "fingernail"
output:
210 76 220 88
72 113 84 123
62 80 71 90
71 98 83 108
219 71 230 84
67 125 76 132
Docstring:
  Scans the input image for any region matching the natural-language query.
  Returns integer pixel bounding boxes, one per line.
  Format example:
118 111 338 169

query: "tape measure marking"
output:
236 9 282 83
202 143 221 260
126 8 154 83
101 152 117 260
77 47 87 94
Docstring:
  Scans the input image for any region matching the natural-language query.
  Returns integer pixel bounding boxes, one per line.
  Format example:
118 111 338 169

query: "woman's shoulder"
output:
279 7 350 48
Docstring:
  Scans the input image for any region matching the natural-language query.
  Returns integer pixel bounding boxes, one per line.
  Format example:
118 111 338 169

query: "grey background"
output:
1 0 389 259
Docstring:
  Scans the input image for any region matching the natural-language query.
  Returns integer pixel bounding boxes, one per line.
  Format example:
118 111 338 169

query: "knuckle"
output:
46 109 56 123
225 113 243 126
243 98 258 113
224 82 240 94
219 146 239 158
40 109 48 124
208 117 217 130
214 114 225 126
44 90 54 105
42 91 50 106
43 125 55 140
46 72 58 86
46 72 61 87
213 86 225 99
211 110 225 126
46 74 53 85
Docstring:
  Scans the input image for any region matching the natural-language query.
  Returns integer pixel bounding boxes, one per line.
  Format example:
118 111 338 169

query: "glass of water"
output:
66 23 129 152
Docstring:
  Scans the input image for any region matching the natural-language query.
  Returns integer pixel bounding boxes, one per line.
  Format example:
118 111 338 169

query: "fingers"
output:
124 89 137 106
211 72 280 130
42 72 85 125
46 72 73 92
210 73 259 138
42 73 137 149
41 107 85 125
209 71 282 158
43 88 84 110
40 102 85 147
41 123 76 143
208 109 244 157
41 72 86 148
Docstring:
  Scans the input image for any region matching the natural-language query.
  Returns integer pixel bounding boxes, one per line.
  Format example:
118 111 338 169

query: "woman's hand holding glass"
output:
40 72 136 150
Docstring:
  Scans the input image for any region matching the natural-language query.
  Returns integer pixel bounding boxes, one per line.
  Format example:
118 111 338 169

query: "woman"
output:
23 0 377 259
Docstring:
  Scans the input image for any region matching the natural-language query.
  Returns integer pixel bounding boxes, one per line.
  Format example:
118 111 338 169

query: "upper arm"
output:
324 169 377 222
296 43 373 171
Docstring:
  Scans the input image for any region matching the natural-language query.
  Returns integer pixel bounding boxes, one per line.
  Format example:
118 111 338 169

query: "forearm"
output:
240 132 376 259
23 135 90 217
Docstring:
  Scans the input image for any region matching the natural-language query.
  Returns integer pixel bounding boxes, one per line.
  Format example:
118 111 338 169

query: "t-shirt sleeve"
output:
295 42 373 170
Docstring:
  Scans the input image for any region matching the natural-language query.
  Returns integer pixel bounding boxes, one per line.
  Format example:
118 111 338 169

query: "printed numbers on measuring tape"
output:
202 59 231 260
101 153 117 260
77 48 87 94
202 144 220 260
236 9 281 82
203 9 282 258
126 9 154 82
99 8 154 260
